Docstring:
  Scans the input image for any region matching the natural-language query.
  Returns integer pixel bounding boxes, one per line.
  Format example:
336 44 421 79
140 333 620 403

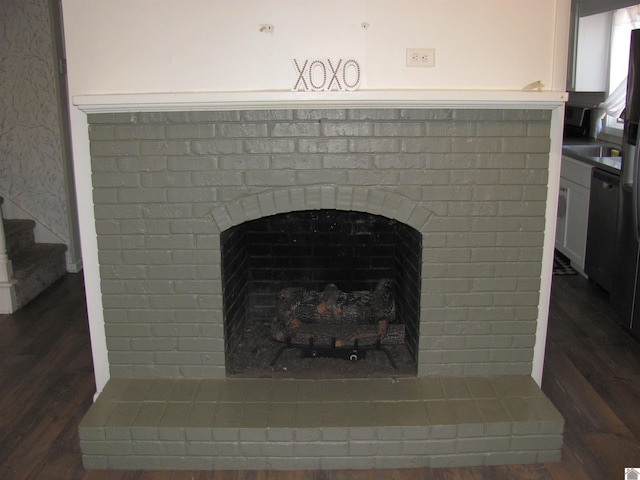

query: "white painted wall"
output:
63 0 568 95
61 0 570 394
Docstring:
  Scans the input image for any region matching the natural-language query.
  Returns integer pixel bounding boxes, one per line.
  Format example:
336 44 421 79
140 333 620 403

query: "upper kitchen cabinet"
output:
571 11 611 91
568 0 640 92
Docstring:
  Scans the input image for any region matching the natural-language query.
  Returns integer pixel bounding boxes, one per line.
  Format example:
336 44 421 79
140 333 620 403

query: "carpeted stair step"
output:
3 218 36 258
11 243 67 310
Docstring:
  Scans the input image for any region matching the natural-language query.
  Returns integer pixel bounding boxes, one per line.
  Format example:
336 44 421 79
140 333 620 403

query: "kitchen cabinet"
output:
571 10 611 92
556 155 592 272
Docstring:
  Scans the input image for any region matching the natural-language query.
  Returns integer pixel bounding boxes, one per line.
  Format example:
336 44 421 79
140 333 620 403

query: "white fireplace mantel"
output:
73 89 568 113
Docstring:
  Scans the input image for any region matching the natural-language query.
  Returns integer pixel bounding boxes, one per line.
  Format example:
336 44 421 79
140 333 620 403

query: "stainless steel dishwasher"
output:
584 168 620 292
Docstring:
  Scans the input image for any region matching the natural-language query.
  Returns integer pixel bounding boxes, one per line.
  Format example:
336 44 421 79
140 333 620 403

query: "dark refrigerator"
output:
612 28 640 337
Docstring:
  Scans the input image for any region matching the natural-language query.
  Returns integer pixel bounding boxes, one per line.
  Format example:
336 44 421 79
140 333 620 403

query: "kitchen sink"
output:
563 144 619 158
562 143 623 173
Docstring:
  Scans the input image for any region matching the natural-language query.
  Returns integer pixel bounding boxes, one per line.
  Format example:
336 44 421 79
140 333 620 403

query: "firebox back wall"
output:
89 108 550 378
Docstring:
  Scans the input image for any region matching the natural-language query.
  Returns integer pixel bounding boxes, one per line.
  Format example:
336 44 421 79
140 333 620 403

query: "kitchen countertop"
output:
562 138 622 175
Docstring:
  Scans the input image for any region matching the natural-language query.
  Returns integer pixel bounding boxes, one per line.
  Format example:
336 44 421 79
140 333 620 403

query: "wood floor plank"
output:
542 339 630 437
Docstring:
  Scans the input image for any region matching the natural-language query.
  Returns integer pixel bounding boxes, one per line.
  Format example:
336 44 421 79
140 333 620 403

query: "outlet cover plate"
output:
407 48 435 67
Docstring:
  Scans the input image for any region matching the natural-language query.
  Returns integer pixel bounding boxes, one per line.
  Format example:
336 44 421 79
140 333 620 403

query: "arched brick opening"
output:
221 208 422 377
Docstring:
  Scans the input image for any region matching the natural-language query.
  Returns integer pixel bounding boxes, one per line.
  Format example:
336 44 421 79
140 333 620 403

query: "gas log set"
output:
225 278 415 379
271 279 404 367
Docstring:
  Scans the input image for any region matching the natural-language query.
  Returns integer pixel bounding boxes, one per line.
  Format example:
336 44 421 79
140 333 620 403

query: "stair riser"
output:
3 220 36 258
14 251 67 309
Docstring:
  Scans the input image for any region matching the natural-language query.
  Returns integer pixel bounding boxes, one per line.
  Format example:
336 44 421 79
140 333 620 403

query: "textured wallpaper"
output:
0 0 70 244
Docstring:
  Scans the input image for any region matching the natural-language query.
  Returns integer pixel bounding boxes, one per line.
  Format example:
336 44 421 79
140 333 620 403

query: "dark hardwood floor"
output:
1 271 639 479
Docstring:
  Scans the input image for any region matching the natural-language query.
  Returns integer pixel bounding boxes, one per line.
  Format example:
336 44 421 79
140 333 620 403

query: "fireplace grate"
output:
270 336 398 369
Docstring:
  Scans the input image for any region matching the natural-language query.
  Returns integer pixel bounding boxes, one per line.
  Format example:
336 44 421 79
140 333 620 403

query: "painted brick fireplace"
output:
79 107 563 470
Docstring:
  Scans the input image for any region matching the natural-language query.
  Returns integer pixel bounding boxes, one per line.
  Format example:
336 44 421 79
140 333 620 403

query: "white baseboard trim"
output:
0 281 17 314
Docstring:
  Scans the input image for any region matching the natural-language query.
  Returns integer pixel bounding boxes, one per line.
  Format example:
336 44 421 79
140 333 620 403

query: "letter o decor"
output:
292 58 361 92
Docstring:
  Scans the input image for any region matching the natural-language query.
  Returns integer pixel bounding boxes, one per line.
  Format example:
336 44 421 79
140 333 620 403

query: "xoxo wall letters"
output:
292 58 361 92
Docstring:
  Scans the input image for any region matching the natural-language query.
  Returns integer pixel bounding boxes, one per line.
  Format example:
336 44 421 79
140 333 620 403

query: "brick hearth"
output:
80 376 562 470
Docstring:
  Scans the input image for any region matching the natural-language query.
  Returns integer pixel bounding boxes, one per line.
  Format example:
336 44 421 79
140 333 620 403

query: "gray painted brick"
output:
115 124 165 140
165 124 216 139
425 121 477 137
192 139 243 155
400 109 452 120
245 170 296 185
374 154 425 169
167 187 217 203
298 138 348 153
218 155 270 170
91 140 140 157
500 169 548 185
138 112 184 123
453 109 503 121
322 154 372 169
349 137 400 153
295 109 346 120
102 295 149 309
348 109 400 120
217 123 268 138
456 435 510 453
81 454 109 469
477 122 526 137
374 122 423 136
167 156 216 171
477 153 527 169
526 153 551 169
242 110 293 121
402 137 451 153
89 124 115 141
271 154 323 169
91 158 118 174
177 338 221 351
296 170 347 185
88 108 553 381
451 137 502 153
92 173 142 188
130 338 178 352
117 157 167 173
346 170 399 186
110 352 155 365
244 138 295 153
140 171 193 188
145 235 196 250
117 188 167 204
500 137 544 154
271 122 321 137
192 171 244 187
322 122 373 136
140 140 190 156
90 112 139 124
191 111 241 122
105 323 152 337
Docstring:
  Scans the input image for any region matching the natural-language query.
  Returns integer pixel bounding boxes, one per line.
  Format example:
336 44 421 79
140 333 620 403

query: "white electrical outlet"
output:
406 48 435 67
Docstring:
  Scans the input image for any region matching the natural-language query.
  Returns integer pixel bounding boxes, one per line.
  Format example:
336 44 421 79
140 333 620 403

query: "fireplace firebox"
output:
221 209 421 377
